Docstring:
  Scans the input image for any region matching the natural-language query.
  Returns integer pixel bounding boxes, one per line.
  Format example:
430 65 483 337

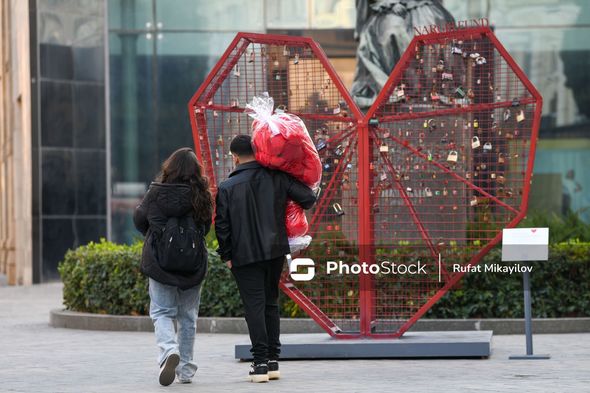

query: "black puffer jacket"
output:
133 182 211 289
215 161 316 267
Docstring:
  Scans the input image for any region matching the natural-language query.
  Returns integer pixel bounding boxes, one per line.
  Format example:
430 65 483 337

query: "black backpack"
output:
154 214 207 276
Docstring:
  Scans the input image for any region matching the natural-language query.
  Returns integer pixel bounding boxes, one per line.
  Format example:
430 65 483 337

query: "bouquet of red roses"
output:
246 93 321 252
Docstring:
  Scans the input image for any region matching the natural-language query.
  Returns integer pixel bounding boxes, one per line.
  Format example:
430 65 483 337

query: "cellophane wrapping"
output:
246 93 321 252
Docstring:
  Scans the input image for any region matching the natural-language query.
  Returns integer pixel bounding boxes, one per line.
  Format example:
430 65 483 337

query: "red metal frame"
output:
188 28 542 339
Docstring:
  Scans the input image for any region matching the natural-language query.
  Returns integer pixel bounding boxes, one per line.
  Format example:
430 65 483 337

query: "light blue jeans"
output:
148 278 201 381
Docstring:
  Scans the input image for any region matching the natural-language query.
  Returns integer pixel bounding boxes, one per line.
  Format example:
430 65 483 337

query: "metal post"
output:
522 262 533 355
357 118 372 336
509 261 550 360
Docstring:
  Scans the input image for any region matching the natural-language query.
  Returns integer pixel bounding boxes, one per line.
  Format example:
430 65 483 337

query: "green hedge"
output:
58 240 148 315
59 239 590 319
427 241 590 318
58 238 243 317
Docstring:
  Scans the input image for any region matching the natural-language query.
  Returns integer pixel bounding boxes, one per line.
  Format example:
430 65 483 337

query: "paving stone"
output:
1 283 588 392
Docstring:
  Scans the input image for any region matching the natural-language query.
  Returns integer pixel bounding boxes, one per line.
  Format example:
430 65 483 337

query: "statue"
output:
352 0 455 109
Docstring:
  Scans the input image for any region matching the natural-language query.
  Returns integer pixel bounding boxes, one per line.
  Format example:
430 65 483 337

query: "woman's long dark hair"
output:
156 147 213 224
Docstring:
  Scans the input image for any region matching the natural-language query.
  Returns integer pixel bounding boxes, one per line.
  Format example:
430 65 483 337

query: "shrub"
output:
59 239 590 319
427 241 590 318
198 249 244 317
58 238 245 317
519 210 590 242
58 239 148 315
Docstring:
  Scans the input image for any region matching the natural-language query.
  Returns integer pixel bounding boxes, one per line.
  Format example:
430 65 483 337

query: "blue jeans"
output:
148 278 201 381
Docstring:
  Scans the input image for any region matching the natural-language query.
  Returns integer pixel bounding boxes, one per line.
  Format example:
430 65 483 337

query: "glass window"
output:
108 0 154 30
155 31 234 56
266 0 355 29
443 0 486 21
533 140 590 222
310 0 355 29
109 29 237 243
489 0 589 28
445 0 590 28
155 0 264 31
155 32 235 163
109 32 155 243
492 27 590 129
266 0 309 29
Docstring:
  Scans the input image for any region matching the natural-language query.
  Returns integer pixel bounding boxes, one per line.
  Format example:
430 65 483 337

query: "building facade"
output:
1 0 33 285
1 0 589 284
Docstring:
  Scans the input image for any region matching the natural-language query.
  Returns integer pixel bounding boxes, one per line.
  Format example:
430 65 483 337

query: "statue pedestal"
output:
235 331 492 360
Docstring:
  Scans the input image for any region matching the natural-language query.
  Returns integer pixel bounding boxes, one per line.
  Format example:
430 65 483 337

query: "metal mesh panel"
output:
189 34 363 335
365 28 541 336
189 28 542 338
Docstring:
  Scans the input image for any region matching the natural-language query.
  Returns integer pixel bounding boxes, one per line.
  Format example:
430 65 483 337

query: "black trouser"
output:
231 256 285 364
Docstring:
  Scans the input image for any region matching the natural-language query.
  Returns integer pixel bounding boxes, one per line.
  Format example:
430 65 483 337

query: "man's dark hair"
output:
230 134 254 157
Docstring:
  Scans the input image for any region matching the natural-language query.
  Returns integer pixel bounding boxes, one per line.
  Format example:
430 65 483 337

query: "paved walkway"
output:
1 283 589 393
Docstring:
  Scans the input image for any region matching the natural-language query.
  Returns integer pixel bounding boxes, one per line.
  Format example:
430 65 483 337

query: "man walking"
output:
215 135 316 383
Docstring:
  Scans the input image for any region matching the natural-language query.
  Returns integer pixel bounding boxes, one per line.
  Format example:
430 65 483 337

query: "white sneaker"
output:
249 362 269 383
159 353 180 386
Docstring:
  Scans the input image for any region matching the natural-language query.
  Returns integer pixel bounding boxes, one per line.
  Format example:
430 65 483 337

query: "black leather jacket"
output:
214 161 317 267
133 182 211 289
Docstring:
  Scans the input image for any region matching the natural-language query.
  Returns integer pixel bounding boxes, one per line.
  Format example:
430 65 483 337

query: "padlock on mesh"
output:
447 150 458 162
333 203 344 216
427 119 436 131
316 139 327 151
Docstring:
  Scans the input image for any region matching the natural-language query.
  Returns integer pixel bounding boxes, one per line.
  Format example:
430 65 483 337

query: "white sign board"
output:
502 228 549 262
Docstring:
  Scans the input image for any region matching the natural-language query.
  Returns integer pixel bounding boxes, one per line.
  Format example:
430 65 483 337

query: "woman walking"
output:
133 147 213 386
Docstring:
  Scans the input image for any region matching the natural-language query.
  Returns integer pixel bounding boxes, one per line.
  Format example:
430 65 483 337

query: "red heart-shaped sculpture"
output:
189 28 541 338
